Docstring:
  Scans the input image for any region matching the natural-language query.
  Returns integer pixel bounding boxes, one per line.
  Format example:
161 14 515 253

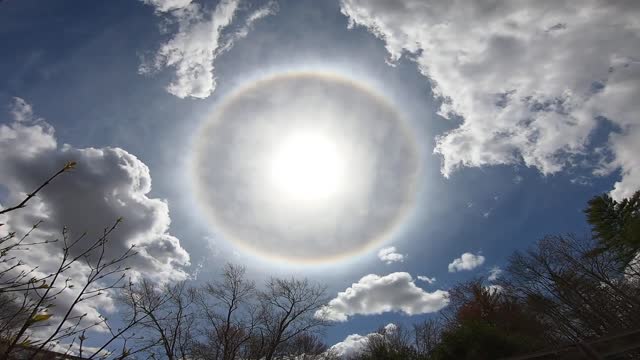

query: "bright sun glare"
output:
193 73 418 262
268 131 345 204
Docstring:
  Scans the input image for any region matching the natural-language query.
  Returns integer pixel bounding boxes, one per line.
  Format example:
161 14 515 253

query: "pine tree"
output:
584 190 640 264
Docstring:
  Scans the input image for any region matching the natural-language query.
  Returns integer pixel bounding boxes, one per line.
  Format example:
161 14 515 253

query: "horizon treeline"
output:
343 191 640 359
0 163 638 359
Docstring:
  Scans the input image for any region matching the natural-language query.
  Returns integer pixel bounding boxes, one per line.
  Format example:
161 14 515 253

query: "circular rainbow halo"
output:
191 71 420 264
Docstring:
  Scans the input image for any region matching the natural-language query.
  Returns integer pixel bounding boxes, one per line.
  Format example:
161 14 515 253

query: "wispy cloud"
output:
140 0 277 98
141 0 192 13
488 266 503 281
417 275 436 284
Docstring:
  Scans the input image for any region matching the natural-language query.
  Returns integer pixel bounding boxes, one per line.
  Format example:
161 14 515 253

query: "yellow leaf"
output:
31 314 52 323
64 161 77 170
19 337 31 347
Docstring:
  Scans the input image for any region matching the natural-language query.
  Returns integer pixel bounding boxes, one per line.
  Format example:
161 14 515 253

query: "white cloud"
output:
448 252 485 272
417 275 436 284
329 323 396 358
488 266 503 281
340 0 640 200
382 323 397 333
329 334 370 358
0 97 190 283
485 284 504 294
570 175 592 186
141 0 192 13
317 272 449 322
377 246 404 264
140 0 277 99
329 324 397 358
143 0 239 99
8 96 36 122
0 97 191 342
225 1 278 45
607 125 640 200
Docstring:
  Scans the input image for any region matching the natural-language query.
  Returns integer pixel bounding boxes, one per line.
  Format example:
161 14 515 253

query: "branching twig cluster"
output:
0 163 153 359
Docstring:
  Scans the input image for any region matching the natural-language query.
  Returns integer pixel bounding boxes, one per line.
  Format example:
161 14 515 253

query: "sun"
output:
268 130 345 204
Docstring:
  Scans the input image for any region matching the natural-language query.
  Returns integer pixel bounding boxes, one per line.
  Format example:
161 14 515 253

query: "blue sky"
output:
1 0 637 350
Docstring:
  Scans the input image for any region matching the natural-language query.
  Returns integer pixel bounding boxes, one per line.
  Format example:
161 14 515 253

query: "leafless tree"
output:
192 263 257 360
413 319 441 357
256 277 329 360
505 234 640 342
121 279 195 360
349 324 418 360
278 331 328 359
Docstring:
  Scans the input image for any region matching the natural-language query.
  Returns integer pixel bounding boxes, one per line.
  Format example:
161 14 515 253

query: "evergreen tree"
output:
584 191 640 264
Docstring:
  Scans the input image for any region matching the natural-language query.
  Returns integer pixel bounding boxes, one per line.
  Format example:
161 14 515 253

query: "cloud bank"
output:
0 97 190 283
140 0 277 98
318 272 449 322
448 252 485 272
340 0 640 200
0 97 191 339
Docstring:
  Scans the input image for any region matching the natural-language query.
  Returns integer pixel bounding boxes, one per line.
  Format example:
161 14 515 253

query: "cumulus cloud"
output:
340 0 640 200
0 97 191 340
140 0 277 98
417 275 436 284
0 97 190 283
329 323 397 358
329 333 370 358
606 125 640 200
448 252 485 272
317 272 449 322
488 266 503 281
377 246 404 264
